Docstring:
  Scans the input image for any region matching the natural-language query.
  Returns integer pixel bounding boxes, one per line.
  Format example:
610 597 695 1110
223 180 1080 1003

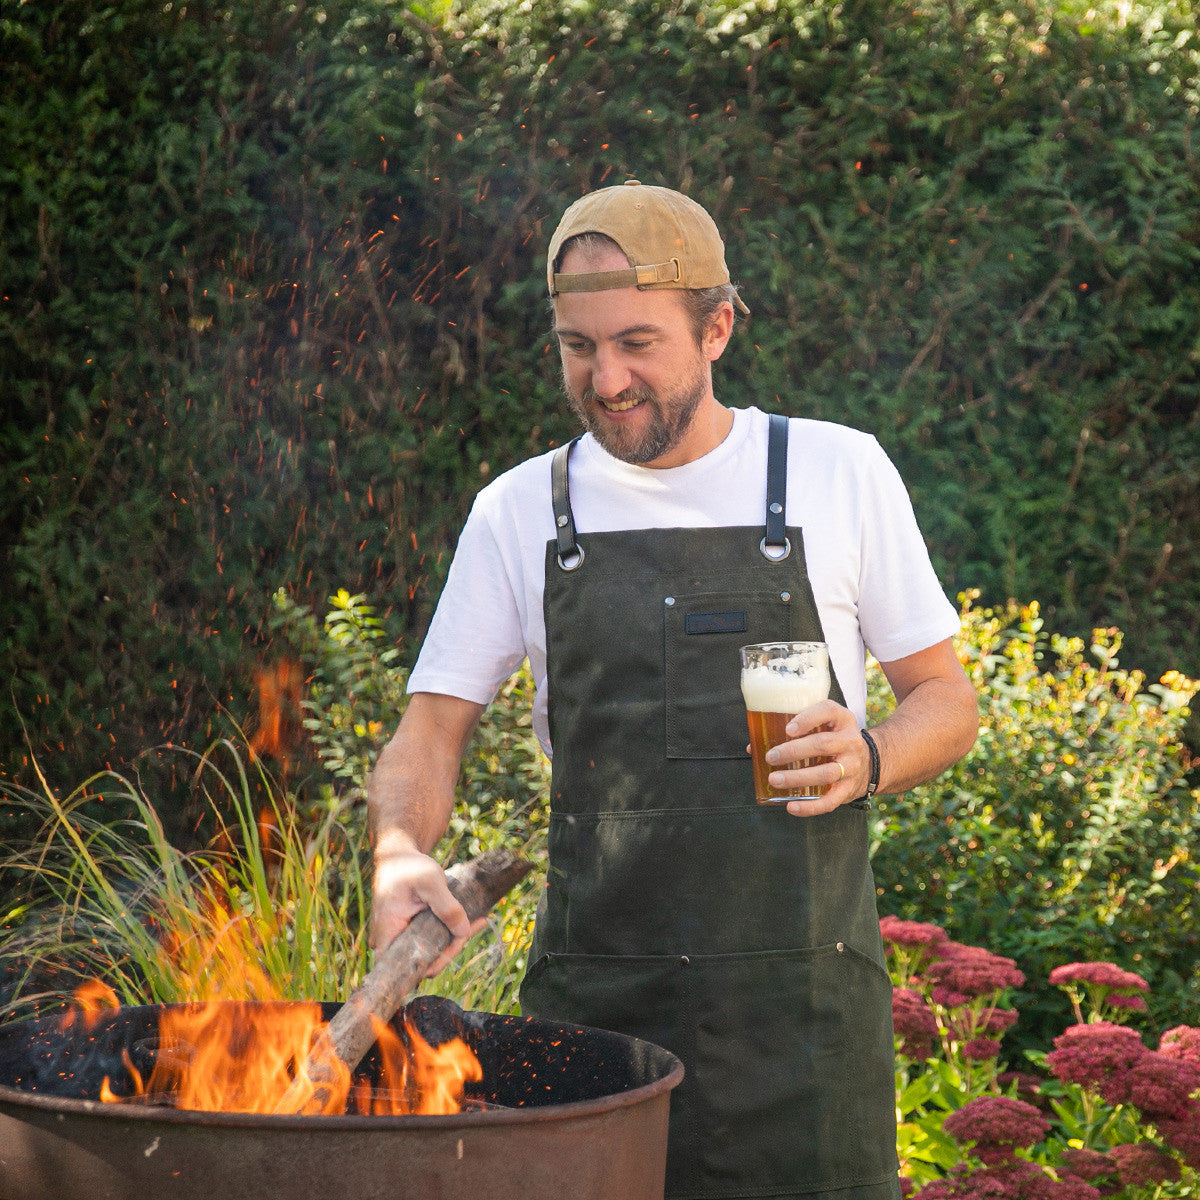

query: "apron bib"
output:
520 416 900 1200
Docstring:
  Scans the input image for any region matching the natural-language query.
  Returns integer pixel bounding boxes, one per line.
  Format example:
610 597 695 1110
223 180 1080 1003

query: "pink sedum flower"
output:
913 1159 1101 1199
931 984 972 1009
943 1096 1049 1164
1048 963 1149 993
1039 1177 1107 1200
927 943 1024 1006
1057 1148 1115 1183
1108 1142 1181 1186
962 1037 1004 1061
1044 1022 1146 1100
1156 1104 1200 1170
880 915 950 950
1159 1025 1200 1066
880 916 950 981
893 987 938 1060
984 1007 1020 1034
1124 1051 1200 1120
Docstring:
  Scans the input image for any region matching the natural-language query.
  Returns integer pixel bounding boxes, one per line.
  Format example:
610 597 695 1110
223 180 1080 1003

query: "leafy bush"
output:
266 588 549 852
870 594 1200 1050
265 587 410 803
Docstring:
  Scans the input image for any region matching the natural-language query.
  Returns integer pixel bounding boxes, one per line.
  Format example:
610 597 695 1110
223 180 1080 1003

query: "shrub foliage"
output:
1 0 1198 792
870 595 1200 1047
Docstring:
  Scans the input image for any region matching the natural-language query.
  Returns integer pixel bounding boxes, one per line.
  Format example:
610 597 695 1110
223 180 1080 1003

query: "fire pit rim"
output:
0 1065 684 1130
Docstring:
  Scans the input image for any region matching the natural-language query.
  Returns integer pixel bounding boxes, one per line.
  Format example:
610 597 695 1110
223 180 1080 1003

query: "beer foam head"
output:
740 660 830 714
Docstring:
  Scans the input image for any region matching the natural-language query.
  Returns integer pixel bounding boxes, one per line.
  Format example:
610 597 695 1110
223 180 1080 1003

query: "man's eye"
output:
623 341 651 351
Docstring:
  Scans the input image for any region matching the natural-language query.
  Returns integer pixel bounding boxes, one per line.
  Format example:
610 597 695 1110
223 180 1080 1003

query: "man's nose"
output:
590 348 632 398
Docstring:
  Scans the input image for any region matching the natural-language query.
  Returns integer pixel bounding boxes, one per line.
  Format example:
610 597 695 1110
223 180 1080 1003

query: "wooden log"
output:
274 847 533 1115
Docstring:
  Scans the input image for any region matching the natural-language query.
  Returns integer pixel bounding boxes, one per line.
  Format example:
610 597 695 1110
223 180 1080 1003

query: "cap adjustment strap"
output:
551 258 681 296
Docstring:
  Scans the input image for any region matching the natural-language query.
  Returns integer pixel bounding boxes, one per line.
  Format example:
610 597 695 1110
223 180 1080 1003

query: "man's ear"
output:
703 301 735 362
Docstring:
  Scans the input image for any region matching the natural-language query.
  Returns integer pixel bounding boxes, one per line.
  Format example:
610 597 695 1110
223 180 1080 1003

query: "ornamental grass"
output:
0 738 540 1024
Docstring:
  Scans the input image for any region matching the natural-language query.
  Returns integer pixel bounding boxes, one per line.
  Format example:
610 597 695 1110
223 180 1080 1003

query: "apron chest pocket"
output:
663 588 798 760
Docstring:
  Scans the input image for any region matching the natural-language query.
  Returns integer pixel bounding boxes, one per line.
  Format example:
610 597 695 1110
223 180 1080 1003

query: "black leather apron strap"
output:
762 412 791 561
550 436 585 570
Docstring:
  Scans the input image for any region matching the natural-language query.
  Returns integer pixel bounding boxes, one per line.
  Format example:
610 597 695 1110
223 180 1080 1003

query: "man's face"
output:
552 243 728 469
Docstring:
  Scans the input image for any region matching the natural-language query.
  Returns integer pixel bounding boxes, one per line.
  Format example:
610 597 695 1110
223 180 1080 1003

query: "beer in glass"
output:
740 642 831 803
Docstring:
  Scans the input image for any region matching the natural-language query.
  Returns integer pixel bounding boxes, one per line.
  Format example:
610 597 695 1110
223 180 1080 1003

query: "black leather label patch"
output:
684 609 748 635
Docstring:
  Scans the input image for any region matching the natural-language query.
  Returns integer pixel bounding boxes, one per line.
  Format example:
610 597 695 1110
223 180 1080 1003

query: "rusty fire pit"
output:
0 995 683 1200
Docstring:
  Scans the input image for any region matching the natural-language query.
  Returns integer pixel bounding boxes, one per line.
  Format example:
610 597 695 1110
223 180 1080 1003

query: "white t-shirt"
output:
409 406 960 756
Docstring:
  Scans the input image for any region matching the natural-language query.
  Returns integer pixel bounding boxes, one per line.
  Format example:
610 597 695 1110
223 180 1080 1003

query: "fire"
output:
63 985 482 1117
99 1051 144 1104
65 889 483 1116
149 999 354 1115
353 1015 483 1116
63 979 120 1030
248 657 305 763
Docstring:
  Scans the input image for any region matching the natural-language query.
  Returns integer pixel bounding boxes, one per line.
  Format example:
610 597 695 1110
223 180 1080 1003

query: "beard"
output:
562 362 709 466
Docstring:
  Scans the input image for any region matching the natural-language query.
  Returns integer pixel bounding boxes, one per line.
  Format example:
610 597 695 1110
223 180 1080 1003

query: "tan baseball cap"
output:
547 180 749 315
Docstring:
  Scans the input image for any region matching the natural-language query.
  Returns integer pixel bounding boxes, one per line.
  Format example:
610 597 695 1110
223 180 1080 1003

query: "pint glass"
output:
739 642 831 804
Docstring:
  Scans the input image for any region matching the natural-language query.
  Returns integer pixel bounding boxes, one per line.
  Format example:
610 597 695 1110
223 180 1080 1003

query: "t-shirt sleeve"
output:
855 439 961 663
406 498 529 704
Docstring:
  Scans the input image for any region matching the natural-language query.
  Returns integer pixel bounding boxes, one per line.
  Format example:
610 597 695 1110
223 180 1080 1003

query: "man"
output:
369 181 979 1200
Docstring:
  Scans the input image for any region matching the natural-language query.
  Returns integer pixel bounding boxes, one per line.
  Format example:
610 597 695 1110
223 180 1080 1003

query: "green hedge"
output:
2 0 1198 797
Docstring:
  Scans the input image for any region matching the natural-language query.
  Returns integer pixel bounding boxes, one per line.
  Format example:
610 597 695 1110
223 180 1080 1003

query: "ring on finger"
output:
835 760 845 782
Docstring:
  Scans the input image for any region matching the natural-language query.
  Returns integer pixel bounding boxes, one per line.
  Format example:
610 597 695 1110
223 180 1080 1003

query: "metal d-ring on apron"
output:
523 414 901 1200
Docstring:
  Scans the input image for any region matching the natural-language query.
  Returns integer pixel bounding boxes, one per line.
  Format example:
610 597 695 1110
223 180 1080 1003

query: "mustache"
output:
580 385 655 407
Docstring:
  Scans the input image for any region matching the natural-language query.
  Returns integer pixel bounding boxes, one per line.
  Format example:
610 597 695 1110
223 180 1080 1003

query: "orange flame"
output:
63 979 120 1031
147 1000 354 1115
64 925 482 1116
249 658 305 762
354 1014 484 1116
100 1050 144 1104
76 1000 482 1116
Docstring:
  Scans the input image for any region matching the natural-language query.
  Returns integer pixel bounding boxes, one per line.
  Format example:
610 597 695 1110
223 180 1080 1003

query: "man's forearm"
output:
870 670 979 797
367 692 489 953
368 735 455 856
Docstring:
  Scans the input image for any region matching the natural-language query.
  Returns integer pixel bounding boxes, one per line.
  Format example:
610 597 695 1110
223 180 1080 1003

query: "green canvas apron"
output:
520 415 901 1200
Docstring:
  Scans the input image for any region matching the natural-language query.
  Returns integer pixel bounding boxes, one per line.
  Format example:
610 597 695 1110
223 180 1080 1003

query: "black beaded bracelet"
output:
860 729 881 798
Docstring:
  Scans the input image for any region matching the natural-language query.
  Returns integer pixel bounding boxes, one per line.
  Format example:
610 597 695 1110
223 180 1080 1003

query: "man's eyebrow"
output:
553 323 663 339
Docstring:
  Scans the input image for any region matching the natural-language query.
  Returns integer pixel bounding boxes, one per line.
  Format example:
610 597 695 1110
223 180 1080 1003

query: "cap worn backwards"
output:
547 180 749 315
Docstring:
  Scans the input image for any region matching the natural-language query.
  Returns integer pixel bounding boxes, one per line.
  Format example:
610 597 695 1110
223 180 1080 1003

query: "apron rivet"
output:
836 942 845 952
680 955 690 966
556 514 569 528
770 501 783 515
664 596 676 606
781 591 791 602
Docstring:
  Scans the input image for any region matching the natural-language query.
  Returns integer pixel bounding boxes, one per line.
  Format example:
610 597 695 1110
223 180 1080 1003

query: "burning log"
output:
275 846 532 1115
